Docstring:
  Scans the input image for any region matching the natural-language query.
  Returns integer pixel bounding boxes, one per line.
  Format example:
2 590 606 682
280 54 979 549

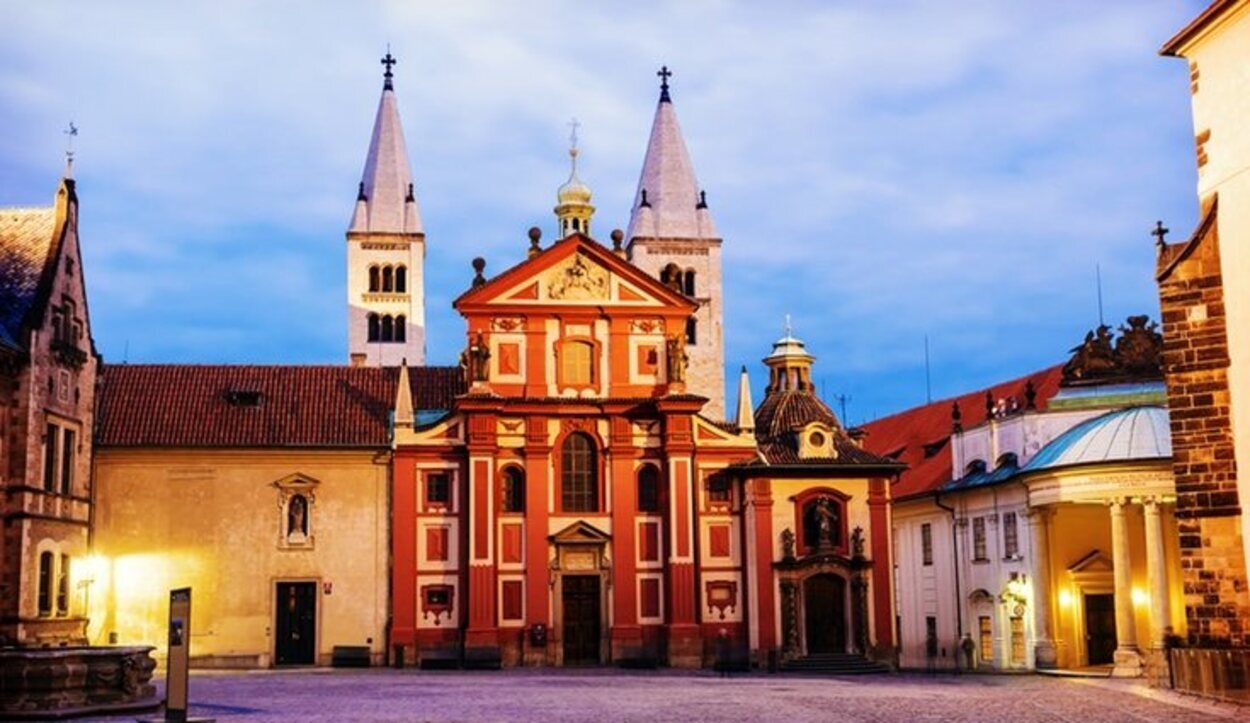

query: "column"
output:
1109 498 1142 675
609 418 642 661
745 477 776 665
1143 498 1172 649
523 417 551 665
1027 507 1056 668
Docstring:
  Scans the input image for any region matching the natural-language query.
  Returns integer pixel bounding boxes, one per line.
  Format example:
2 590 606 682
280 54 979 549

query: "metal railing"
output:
1170 647 1250 704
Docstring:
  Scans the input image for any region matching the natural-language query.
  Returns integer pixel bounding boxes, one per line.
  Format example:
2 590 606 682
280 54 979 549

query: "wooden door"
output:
275 582 317 666
803 574 847 654
562 575 601 665
1084 593 1117 666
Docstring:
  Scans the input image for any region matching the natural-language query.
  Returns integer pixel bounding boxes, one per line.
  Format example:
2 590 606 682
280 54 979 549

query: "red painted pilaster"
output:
609 417 641 656
391 452 418 649
868 478 894 649
748 477 776 655
524 417 551 663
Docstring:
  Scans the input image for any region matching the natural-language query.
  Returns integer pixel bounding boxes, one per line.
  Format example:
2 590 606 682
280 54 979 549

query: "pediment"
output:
272 473 321 490
549 520 612 545
1068 549 1113 573
455 234 694 312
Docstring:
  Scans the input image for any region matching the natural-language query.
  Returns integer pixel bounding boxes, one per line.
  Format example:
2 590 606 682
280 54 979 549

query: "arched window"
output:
382 266 394 293
381 315 394 342
572 218 581 232
37 551 53 616
367 313 380 342
56 554 70 616
502 467 526 513
368 265 380 292
660 263 683 291
637 464 661 513
395 265 407 293
560 340 595 386
395 315 407 343
684 269 696 296
561 433 597 512
685 318 697 345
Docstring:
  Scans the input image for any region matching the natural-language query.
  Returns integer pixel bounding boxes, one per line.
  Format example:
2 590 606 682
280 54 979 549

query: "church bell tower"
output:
626 67 726 418
346 50 426 367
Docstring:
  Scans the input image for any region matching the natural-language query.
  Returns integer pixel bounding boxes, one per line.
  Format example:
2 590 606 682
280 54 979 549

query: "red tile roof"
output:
751 389 903 470
97 364 463 448
860 364 1064 499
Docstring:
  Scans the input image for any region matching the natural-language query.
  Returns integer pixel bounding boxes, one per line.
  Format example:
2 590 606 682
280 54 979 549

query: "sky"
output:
0 1 1208 423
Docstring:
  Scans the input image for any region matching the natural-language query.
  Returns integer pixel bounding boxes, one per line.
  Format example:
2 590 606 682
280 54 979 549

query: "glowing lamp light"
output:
1131 588 1149 606
1058 589 1074 608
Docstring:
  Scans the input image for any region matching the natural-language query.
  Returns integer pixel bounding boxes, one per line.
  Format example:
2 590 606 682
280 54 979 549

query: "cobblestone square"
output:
82 670 1240 722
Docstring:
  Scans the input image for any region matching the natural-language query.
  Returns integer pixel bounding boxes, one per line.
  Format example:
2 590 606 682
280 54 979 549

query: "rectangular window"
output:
37 551 53 616
925 616 938 658
56 554 70 616
1003 512 1019 558
560 341 593 386
973 517 988 561
979 616 993 663
43 423 58 492
426 472 450 507
706 474 730 505
60 428 75 495
1010 616 1026 665
921 523 933 566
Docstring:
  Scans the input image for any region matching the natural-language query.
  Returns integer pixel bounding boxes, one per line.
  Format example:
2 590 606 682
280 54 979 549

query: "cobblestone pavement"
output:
86 669 1240 722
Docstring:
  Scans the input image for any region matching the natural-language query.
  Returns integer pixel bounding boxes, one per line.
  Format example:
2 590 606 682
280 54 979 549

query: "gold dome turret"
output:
555 119 595 238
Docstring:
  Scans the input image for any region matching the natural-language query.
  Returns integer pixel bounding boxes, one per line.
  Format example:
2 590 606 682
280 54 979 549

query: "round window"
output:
809 431 826 448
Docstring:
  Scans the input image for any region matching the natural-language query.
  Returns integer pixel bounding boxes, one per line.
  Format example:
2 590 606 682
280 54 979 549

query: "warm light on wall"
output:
1058 589 1073 608
1131 588 1149 606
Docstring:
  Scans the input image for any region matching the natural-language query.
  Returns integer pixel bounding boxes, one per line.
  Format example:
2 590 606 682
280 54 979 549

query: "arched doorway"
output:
803 573 847 654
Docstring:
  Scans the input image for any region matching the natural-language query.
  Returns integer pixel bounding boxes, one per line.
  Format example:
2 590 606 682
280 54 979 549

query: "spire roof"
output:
626 68 717 242
349 52 422 235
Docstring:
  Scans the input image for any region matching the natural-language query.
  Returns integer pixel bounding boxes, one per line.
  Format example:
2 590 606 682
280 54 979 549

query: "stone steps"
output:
780 653 892 675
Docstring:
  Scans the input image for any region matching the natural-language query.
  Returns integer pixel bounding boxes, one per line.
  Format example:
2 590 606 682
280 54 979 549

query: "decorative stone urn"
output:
0 645 158 718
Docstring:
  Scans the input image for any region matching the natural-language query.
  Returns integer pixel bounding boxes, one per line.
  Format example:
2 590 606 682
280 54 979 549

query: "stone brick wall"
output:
1156 202 1250 647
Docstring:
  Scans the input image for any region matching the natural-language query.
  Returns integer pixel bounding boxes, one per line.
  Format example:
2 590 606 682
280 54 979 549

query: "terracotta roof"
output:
97 364 463 448
750 389 901 469
0 206 58 351
1160 0 1242 56
860 364 1065 499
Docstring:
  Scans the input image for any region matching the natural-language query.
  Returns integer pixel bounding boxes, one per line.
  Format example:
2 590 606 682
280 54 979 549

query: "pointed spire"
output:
394 360 414 427
626 68 718 242
63 121 78 180
735 365 755 432
349 50 423 235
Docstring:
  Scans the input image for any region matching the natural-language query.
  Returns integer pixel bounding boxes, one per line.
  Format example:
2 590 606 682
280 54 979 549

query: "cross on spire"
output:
63 121 78 174
568 117 580 152
783 313 793 338
1152 219 1170 248
381 46 397 90
657 65 672 102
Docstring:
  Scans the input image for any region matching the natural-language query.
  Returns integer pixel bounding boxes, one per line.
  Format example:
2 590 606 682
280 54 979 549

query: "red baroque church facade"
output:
390 233 902 668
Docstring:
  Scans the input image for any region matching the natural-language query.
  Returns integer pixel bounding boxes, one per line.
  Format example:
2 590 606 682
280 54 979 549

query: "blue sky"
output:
0 1 1207 423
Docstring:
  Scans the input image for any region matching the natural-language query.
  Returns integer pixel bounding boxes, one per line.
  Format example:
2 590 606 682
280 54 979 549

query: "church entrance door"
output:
803 573 847 654
1084 593 1117 665
562 575 601 665
275 581 317 666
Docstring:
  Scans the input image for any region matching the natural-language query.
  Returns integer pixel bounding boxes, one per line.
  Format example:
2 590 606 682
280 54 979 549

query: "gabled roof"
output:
0 179 73 353
1160 0 1245 56
1157 194 1218 282
626 85 718 242
348 77 422 234
861 364 1065 499
453 232 696 313
96 364 463 449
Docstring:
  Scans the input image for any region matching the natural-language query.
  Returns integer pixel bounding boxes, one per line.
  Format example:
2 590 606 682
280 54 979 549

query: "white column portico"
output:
1108 498 1142 676
1027 507 1057 668
1143 498 1172 649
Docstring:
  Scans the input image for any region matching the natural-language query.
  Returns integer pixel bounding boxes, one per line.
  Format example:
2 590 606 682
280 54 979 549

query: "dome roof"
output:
557 148 593 205
764 333 814 364
1023 405 1171 472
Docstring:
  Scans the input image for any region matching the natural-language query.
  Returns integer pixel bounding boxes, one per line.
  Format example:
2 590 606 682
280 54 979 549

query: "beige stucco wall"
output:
1183 1 1250 565
88 448 389 667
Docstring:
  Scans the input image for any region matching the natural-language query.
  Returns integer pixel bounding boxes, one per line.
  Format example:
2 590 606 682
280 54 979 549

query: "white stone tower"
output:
626 66 725 418
347 50 426 367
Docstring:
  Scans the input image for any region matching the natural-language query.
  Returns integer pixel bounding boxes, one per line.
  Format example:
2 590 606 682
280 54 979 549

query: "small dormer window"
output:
809 430 826 448
797 422 836 459
225 390 263 407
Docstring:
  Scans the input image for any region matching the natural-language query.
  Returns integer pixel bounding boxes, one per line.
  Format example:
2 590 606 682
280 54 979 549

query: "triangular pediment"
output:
1069 549 1113 573
272 472 321 490
455 233 695 312
549 520 612 545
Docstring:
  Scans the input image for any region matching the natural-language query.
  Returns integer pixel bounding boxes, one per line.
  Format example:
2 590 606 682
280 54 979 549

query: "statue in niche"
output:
460 332 491 384
815 497 840 550
287 494 309 543
851 525 865 559
666 335 688 384
780 528 796 560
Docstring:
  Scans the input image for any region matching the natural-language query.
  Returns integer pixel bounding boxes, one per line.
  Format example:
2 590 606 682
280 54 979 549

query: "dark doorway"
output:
562 575 601 665
275 581 317 666
1084 593 1117 665
803 574 847 654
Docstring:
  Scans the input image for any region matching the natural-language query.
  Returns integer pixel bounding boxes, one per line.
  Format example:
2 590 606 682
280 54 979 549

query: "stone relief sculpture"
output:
460 332 491 383
547 253 608 300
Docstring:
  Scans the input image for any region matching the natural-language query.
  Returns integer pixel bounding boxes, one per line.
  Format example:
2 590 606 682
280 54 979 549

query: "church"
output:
75 58 903 671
